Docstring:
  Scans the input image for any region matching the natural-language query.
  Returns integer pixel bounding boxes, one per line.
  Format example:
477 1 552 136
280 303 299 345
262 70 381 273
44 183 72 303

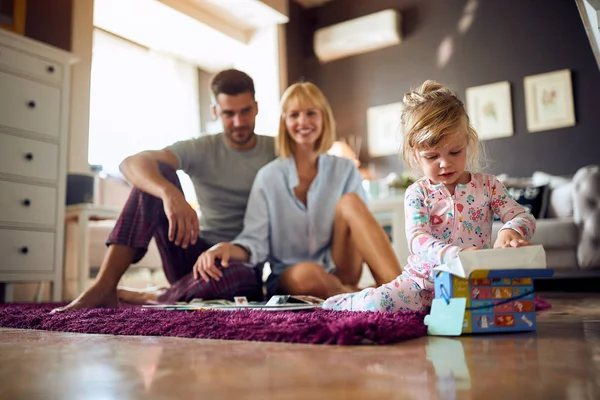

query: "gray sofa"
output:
492 165 600 277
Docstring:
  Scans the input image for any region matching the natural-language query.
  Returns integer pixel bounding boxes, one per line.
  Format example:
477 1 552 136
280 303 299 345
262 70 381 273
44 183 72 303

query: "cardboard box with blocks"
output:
424 245 553 336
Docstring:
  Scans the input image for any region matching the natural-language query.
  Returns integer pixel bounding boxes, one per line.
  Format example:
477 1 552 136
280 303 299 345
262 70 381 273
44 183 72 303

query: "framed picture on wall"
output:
524 69 576 133
465 81 514 140
0 0 26 35
367 101 403 158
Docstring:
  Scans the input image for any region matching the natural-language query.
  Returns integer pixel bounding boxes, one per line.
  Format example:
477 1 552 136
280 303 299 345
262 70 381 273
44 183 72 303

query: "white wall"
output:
68 0 94 174
234 25 285 137
69 0 287 172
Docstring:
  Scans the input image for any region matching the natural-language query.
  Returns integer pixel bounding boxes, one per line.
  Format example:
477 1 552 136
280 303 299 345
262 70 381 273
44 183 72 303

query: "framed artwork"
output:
575 0 600 72
465 81 513 140
0 0 26 35
367 101 403 158
524 69 576 133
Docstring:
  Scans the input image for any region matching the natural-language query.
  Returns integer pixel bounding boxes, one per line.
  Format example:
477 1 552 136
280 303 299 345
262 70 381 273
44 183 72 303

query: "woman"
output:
196 82 402 299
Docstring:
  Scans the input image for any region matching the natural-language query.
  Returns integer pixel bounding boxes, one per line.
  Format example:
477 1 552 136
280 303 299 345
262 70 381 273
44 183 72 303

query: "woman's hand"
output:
494 229 531 249
194 242 233 282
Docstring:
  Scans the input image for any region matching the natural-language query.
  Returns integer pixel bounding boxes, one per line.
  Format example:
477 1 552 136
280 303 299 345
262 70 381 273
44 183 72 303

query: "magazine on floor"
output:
142 295 324 311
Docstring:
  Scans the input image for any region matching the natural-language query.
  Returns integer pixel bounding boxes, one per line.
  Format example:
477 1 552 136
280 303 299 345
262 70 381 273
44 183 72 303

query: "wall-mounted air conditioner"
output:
313 9 401 63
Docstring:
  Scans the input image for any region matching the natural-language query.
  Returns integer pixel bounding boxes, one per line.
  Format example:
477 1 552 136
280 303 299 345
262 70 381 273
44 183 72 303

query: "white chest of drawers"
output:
0 29 76 301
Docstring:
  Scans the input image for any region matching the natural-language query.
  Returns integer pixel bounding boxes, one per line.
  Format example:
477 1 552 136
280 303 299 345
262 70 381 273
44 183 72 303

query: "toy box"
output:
424 245 554 336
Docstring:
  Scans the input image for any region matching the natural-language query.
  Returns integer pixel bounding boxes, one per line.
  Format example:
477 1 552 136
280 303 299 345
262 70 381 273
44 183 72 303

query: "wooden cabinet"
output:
0 29 76 301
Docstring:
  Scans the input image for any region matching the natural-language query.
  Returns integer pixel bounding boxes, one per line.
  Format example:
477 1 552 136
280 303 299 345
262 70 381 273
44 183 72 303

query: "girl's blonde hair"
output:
276 82 336 158
401 80 484 172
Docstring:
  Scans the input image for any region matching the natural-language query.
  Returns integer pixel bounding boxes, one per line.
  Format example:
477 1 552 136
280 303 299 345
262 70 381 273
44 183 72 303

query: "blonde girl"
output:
323 80 536 312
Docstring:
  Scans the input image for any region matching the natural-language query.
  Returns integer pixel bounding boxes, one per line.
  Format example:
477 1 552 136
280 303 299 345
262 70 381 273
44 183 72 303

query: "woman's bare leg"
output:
331 193 402 286
278 262 355 299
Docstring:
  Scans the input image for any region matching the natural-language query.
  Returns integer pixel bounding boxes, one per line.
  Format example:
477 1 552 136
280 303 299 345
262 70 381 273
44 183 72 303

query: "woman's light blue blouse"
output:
232 154 367 277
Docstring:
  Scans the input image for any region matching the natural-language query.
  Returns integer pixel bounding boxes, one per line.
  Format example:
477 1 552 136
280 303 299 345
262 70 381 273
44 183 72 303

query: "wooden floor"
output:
1 293 600 399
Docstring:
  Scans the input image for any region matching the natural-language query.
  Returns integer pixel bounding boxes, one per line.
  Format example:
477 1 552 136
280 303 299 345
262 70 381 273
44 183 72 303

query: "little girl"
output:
323 80 536 313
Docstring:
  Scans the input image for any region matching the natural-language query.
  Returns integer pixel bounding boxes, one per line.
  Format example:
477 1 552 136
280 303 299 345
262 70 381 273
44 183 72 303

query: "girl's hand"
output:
461 246 480 252
494 229 531 249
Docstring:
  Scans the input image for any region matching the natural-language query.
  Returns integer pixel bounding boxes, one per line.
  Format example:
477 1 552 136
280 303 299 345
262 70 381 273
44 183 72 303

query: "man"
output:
54 69 276 311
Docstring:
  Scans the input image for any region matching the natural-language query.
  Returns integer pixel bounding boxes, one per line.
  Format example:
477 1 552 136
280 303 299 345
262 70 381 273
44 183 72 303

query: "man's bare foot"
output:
116 286 168 305
51 286 119 313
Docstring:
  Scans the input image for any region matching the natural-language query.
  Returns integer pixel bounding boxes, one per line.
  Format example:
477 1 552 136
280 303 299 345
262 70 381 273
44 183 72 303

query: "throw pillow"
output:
532 171 574 218
496 174 532 188
505 184 550 219
532 170 572 189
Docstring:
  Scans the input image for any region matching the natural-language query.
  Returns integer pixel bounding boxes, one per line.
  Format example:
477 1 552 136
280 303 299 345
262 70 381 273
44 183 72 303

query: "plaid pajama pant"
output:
106 163 264 303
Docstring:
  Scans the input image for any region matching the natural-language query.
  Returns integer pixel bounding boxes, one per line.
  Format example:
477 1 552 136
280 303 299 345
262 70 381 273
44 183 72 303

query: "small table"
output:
368 194 410 265
65 204 121 296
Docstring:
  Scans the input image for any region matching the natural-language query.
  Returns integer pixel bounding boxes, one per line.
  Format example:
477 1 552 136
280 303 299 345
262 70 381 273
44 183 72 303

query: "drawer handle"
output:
25 152 33 161
20 246 29 254
27 101 36 109
22 199 31 207
47 65 55 73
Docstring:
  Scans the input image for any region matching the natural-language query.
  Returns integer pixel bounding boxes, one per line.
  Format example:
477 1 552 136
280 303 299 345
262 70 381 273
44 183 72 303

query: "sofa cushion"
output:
529 218 577 249
532 171 572 189
573 165 600 268
492 218 577 249
541 249 578 270
532 171 574 218
496 174 531 188
546 182 575 218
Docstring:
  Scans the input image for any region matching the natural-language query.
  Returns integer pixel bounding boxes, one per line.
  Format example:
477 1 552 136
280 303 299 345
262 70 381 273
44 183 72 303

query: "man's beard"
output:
226 126 255 146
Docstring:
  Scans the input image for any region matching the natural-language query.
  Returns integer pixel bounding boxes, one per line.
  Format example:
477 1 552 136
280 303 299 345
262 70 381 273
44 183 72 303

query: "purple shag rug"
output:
0 303 427 345
535 297 552 311
0 298 551 345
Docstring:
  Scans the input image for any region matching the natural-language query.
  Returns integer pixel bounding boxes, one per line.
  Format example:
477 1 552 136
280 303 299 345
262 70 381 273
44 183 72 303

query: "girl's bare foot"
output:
116 286 168 305
51 285 120 313
341 284 363 293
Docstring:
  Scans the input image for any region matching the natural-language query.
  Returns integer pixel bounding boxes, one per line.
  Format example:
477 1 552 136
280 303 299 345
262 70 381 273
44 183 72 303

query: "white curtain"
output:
88 29 199 201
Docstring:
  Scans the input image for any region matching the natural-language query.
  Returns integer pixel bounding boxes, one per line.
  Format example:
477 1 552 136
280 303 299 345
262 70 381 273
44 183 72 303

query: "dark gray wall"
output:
24 0 73 51
286 0 600 178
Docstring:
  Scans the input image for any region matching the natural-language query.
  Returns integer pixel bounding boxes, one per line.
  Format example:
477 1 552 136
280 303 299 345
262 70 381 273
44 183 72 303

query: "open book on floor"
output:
142 295 325 311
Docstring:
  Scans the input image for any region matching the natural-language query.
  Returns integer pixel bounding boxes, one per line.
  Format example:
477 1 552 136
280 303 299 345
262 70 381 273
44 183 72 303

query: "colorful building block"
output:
424 246 553 336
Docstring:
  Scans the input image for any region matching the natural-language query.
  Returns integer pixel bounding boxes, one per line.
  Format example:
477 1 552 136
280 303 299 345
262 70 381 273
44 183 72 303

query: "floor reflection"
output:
1 293 600 399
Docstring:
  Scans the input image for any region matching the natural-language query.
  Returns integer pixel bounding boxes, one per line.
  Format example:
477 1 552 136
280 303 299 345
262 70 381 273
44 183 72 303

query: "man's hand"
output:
194 243 234 282
162 188 199 249
494 229 531 249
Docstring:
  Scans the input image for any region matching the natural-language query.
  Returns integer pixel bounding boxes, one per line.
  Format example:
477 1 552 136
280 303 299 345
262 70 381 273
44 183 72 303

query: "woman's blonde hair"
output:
276 82 336 158
401 80 484 172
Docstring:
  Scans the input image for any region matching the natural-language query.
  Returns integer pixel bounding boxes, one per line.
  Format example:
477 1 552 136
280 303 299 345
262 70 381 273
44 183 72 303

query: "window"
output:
88 29 199 201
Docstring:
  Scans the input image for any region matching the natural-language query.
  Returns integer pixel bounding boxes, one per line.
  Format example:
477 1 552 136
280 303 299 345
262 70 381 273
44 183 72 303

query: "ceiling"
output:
293 0 333 8
93 0 289 72
170 0 289 43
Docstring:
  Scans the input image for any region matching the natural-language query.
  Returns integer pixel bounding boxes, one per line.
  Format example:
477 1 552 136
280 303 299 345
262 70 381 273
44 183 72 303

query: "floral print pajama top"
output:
323 172 536 312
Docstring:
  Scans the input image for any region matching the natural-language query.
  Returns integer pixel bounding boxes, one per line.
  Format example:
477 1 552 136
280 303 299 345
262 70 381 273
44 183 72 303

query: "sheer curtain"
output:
88 29 199 202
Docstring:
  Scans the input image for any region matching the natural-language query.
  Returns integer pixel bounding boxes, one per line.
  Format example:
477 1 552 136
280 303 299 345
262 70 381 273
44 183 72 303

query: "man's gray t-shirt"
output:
167 133 275 245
